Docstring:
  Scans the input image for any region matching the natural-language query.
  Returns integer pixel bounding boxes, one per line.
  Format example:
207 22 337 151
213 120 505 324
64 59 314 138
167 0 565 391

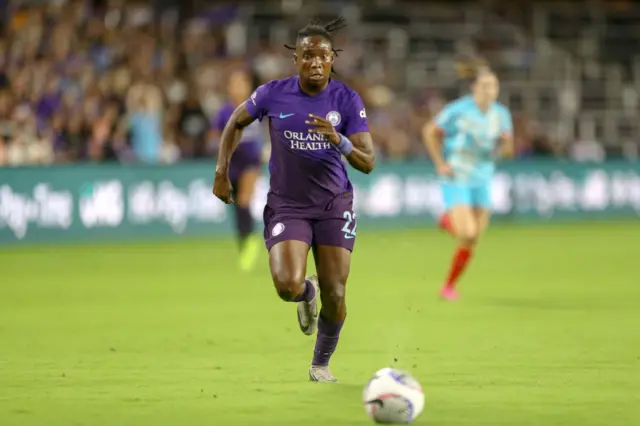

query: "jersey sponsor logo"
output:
326 111 341 127
272 222 285 237
283 130 333 151
279 113 294 119
359 108 367 119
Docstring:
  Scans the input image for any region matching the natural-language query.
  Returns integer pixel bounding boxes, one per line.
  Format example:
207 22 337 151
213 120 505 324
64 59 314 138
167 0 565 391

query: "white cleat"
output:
309 365 338 383
297 275 319 336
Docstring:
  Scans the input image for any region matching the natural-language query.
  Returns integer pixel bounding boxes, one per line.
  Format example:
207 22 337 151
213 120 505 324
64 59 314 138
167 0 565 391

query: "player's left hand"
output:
306 114 340 144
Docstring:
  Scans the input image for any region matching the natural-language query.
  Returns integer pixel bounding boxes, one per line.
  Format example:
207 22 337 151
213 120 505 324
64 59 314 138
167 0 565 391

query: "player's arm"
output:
216 83 270 177
422 112 452 175
327 92 375 174
344 132 375 174
215 103 257 176
497 107 515 159
498 133 515 159
422 121 445 166
308 114 375 174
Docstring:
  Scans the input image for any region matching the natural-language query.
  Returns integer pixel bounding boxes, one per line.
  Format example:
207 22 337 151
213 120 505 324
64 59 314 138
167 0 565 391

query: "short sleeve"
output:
245 83 271 121
342 92 369 136
434 102 458 135
499 106 513 135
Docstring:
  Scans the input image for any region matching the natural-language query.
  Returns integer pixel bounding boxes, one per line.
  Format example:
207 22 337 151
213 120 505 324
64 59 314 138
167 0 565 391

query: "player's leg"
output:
234 167 261 271
308 204 356 382
264 210 319 335
471 184 492 237
308 244 350 383
438 210 456 237
473 207 491 235
440 183 478 299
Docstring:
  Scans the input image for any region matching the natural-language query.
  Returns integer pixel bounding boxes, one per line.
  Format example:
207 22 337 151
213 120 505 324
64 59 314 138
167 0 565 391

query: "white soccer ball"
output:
362 367 425 424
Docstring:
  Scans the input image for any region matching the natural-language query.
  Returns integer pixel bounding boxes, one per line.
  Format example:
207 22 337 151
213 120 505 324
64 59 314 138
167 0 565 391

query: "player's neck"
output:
473 95 491 113
298 79 330 96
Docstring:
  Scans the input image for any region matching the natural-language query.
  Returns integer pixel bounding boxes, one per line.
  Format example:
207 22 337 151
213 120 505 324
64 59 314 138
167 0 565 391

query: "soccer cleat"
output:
239 234 261 272
440 286 459 301
297 275 319 336
309 365 338 383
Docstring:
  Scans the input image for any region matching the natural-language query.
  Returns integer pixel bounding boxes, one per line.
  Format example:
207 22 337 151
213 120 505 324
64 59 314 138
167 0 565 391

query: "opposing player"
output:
212 70 265 272
212 17 375 382
422 68 514 300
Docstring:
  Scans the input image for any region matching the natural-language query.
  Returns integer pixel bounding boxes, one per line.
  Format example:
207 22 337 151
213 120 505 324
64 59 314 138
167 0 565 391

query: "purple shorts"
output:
229 142 261 183
263 192 357 252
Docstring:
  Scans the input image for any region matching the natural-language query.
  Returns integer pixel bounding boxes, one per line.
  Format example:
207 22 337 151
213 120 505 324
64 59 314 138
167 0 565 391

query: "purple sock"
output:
312 313 344 366
292 280 315 303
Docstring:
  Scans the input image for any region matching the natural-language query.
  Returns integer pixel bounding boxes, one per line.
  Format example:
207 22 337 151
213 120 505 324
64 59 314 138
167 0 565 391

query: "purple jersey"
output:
245 77 369 216
215 102 263 181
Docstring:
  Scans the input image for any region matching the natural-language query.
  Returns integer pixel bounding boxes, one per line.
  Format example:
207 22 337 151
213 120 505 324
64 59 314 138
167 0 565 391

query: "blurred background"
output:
2 0 639 167
2 0 640 246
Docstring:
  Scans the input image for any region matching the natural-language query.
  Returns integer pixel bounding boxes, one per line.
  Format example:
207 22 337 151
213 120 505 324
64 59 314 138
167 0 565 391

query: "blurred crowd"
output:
0 0 568 167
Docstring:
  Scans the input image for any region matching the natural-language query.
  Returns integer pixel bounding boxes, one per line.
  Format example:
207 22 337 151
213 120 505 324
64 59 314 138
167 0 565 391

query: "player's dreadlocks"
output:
285 16 347 74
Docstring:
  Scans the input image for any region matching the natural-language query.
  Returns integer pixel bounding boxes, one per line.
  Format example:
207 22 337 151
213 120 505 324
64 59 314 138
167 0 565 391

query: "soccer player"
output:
213 70 265 272
422 68 514 301
212 17 375 382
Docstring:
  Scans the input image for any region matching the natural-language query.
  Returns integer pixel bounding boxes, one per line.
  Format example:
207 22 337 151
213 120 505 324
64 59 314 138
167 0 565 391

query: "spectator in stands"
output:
177 84 208 159
126 79 164 164
0 0 580 167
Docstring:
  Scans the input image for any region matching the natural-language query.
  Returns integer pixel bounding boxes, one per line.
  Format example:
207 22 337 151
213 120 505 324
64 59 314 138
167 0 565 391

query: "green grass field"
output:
1 222 639 426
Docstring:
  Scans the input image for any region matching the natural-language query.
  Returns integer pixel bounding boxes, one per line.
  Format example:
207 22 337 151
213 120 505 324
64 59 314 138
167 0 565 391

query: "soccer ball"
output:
362 368 424 424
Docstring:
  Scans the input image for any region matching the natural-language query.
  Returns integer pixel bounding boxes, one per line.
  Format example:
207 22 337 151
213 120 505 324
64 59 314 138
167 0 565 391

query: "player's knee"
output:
272 270 305 301
320 281 346 311
457 226 479 246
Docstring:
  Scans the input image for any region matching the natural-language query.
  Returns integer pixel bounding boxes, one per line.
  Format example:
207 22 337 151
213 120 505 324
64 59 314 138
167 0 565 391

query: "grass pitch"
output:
1 222 639 425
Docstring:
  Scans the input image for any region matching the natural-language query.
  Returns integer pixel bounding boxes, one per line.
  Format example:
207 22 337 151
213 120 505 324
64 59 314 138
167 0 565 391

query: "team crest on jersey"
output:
326 111 341 127
272 223 285 237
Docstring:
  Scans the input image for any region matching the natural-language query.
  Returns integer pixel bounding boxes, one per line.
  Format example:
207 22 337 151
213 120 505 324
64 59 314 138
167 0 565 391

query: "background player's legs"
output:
449 204 480 247
234 167 260 271
440 184 492 299
441 204 478 300
472 207 491 236
310 244 350 381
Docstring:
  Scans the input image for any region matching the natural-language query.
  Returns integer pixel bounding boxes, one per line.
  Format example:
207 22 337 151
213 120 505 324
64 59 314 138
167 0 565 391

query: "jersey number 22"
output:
342 211 357 240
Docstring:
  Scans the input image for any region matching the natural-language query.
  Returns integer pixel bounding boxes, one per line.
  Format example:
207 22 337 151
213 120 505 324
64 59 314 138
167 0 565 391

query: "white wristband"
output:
337 134 354 156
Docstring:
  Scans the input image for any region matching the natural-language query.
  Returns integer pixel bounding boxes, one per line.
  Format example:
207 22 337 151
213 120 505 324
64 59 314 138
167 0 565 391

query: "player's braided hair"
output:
285 16 347 75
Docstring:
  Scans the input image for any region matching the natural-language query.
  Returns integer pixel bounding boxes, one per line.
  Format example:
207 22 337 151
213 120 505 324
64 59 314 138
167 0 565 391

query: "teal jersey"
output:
434 95 513 186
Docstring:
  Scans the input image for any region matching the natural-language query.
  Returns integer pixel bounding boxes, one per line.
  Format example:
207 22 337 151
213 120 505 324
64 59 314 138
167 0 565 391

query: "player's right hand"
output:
213 172 234 204
436 162 453 176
